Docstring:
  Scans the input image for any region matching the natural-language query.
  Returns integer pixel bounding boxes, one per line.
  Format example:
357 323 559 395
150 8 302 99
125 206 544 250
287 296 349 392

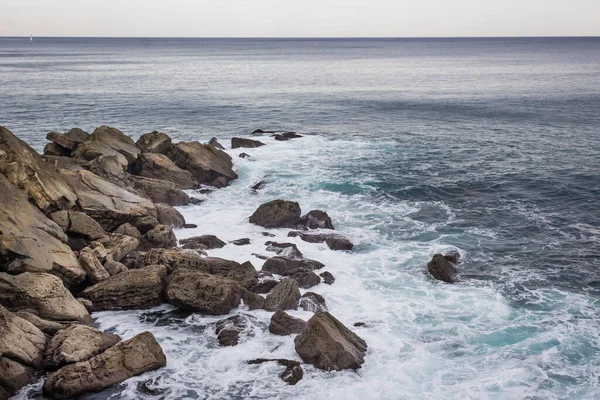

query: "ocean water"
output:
1 37 600 399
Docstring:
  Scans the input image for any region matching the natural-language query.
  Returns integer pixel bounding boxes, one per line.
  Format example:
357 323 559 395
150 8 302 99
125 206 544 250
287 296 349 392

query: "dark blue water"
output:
2 37 600 399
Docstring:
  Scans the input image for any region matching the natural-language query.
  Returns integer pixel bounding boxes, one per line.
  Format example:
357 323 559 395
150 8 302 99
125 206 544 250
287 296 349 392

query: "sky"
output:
1 0 599 38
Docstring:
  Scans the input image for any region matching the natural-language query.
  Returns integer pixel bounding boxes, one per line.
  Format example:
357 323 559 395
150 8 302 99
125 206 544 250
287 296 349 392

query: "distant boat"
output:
30 34 33 42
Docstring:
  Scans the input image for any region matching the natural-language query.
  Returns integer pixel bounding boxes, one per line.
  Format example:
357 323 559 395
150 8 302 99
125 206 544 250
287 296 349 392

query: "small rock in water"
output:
298 209 334 230
239 153 251 158
427 254 458 283
353 322 367 327
249 200 301 228
188 198 204 205
247 358 303 385
183 223 198 229
208 137 225 150
231 238 251 246
444 250 461 265
288 231 353 251
265 241 303 259
319 271 335 285
252 253 269 260
231 137 265 149
262 232 276 237
251 180 266 190
299 292 327 312
138 379 168 396
273 132 303 141
269 310 306 336
284 268 321 289
180 235 226 250
215 315 247 346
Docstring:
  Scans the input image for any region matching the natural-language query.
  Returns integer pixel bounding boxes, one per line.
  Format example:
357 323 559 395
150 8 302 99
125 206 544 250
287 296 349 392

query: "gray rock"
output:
427 254 457 283
265 241 303 259
140 224 177 250
72 125 140 167
269 310 306 335
319 271 335 285
131 152 199 189
166 141 237 186
156 203 186 229
285 268 321 289
298 210 334 230
215 315 247 346
231 137 265 149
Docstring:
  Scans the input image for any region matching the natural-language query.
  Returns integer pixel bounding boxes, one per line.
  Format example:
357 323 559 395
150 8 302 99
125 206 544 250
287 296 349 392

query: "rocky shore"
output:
0 125 460 399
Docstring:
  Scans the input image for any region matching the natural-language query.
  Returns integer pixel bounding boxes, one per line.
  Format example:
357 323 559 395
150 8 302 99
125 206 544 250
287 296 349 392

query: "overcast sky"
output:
1 0 599 37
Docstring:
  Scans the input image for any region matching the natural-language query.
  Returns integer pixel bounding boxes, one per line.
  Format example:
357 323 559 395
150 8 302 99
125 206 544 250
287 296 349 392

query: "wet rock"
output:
79 248 110 283
43 325 121 370
239 153 250 158
253 253 269 260
288 231 353 251
299 292 327 312
156 203 186 229
215 315 247 346
137 379 167 396
0 272 91 323
231 238 251 246
131 152 198 189
137 248 205 273
249 278 278 294
298 210 334 230
208 137 225 150
136 131 172 154
249 200 301 228
247 358 303 385
113 223 142 239
262 232 276 237
427 254 457 283
184 223 198 229
353 322 367 327
285 268 321 289
319 271 335 285
166 269 241 315
72 125 140 167
262 256 325 275
166 141 237 186
42 331 167 399
444 250 461 265
264 278 301 311
140 224 177 250
269 310 306 335
14 311 68 336
265 241 303 259
180 235 226 250
273 132 302 141
231 137 265 149
251 129 274 135
251 180 267 191
128 175 190 207
241 289 265 310
294 312 367 371
81 265 167 311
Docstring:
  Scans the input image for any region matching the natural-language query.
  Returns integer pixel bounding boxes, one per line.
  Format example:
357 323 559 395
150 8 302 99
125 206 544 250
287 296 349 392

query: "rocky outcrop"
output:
294 312 367 371
166 269 241 315
140 225 177 250
298 210 334 230
269 310 306 336
248 358 303 385
262 256 324 275
136 131 172 154
155 203 186 228
42 331 166 399
427 253 457 283
166 141 237 187
80 265 167 311
231 137 265 149
299 292 327 312
264 278 300 311
180 235 226 250
131 153 198 189
72 126 140 167
0 272 91 323
43 325 121 370
249 200 301 228
215 315 247 346
288 231 353 251
265 242 303 259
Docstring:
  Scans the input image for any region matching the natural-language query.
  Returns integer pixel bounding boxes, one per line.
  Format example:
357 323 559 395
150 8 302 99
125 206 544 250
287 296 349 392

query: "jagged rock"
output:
444 250 461 265
299 210 334 230
99 234 140 262
46 131 81 151
273 132 302 141
249 200 301 228
241 289 265 310
265 242 303 259
79 249 110 283
0 272 91 323
42 331 167 399
0 305 47 369
43 325 121 370
285 268 321 289
140 225 177 250
0 126 77 213
44 142 70 156
68 211 107 240
288 231 353 251
427 254 457 283
127 175 190 207
113 223 142 239
14 311 67 335
231 238 250 246
166 141 237 186
180 235 226 250
59 169 158 232
131 153 199 189
239 153 250 159
247 358 303 385
264 278 300 311
72 125 140 167
137 248 205 273
136 131 172 154
215 315 247 346
80 265 167 311
262 256 324 275
269 310 306 335
166 269 241 315
320 271 335 285
294 312 367 371
103 259 128 276
208 137 225 150
156 203 186 229
0 356 37 399
299 292 327 312
231 137 265 149
87 154 126 178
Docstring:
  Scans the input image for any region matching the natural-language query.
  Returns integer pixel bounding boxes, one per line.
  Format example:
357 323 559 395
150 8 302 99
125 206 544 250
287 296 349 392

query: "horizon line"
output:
1 35 599 40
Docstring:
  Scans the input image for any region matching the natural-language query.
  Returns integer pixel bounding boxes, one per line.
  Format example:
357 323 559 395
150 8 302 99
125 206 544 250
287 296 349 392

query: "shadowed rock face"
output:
42 331 167 399
131 153 199 189
294 312 367 371
249 200 301 228
166 141 237 187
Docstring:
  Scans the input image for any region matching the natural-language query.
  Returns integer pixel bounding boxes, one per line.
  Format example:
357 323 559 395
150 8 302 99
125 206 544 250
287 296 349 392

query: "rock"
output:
87 155 126 178
285 268 321 289
166 141 238 186
288 231 353 251
265 241 303 259
231 137 265 149
262 232 276 237
249 278 278 294
80 265 167 311
249 200 301 228
46 131 80 151
113 223 142 239
137 379 167 396
127 175 190 207
43 325 121 370
50 210 70 232
64 128 90 143
299 210 334 230
247 358 303 385
180 235 226 250
251 180 266 190
136 131 172 154
67 211 107 240
103 259 128 276
215 315 247 346
44 142 70 156
184 223 198 229
140 225 177 250
262 256 325 275
353 322 367 327
131 153 199 189
264 278 300 311
72 125 140 167
0 126 77 213
79 249 110 283
155 203 186 229
294 312 367 371
241 289 265 310
0 272 91 323
269 310 306 335
252 253 269 260
273 132 302 141
231 238 250 246
166 269 241 315
59 169 158 232
0 305 47 369
101 234 140 262
0 356 37 399
14 311 67 335
299 292 327 312
320 271 335 285
239 153 250 159
76 298 93 312
444 250 461 265
42 331 167 399
251 129 274 135
208 137 225 150
137 248 205 273
427 254 457 283
189 198 204 205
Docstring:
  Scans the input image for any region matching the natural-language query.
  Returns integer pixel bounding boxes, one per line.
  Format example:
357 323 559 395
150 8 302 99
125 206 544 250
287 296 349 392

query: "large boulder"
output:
249 200 301 228
136 131 172 154
131 153 198 189
43 325 121 370
180 235 226 250
288 231 353 251
269 310 306 335
80 265 167 311
0 126 77 213
166 269 241 315
0 175 86 286
427 254 457 283
264 278 300 311
72 126 140 167
87 155 126 179
166 141 238 186
262 256 324 275
43 331 166 399
0 272 91 323
231 137 265 149
215 315 247 347
140 225 177 250
155 203 186 228
294 312 367 371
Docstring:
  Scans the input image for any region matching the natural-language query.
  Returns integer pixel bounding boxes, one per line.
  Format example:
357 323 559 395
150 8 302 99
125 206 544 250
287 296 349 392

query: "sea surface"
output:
1 37 600 400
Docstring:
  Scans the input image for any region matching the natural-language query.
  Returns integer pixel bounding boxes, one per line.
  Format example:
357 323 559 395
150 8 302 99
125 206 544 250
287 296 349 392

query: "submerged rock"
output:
239 153 251 159
215 315 247 346
444 250 461 265
273 132 302 141
249 200 301 228
319 271 335 285
231 238 251 246
269 310 306 336
427 254 457 283
265 241 303 259
231 137 265 149
248 358 303 385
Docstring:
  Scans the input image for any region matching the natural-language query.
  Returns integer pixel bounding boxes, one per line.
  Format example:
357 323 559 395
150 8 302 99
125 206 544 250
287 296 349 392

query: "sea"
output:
1 37 600 400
